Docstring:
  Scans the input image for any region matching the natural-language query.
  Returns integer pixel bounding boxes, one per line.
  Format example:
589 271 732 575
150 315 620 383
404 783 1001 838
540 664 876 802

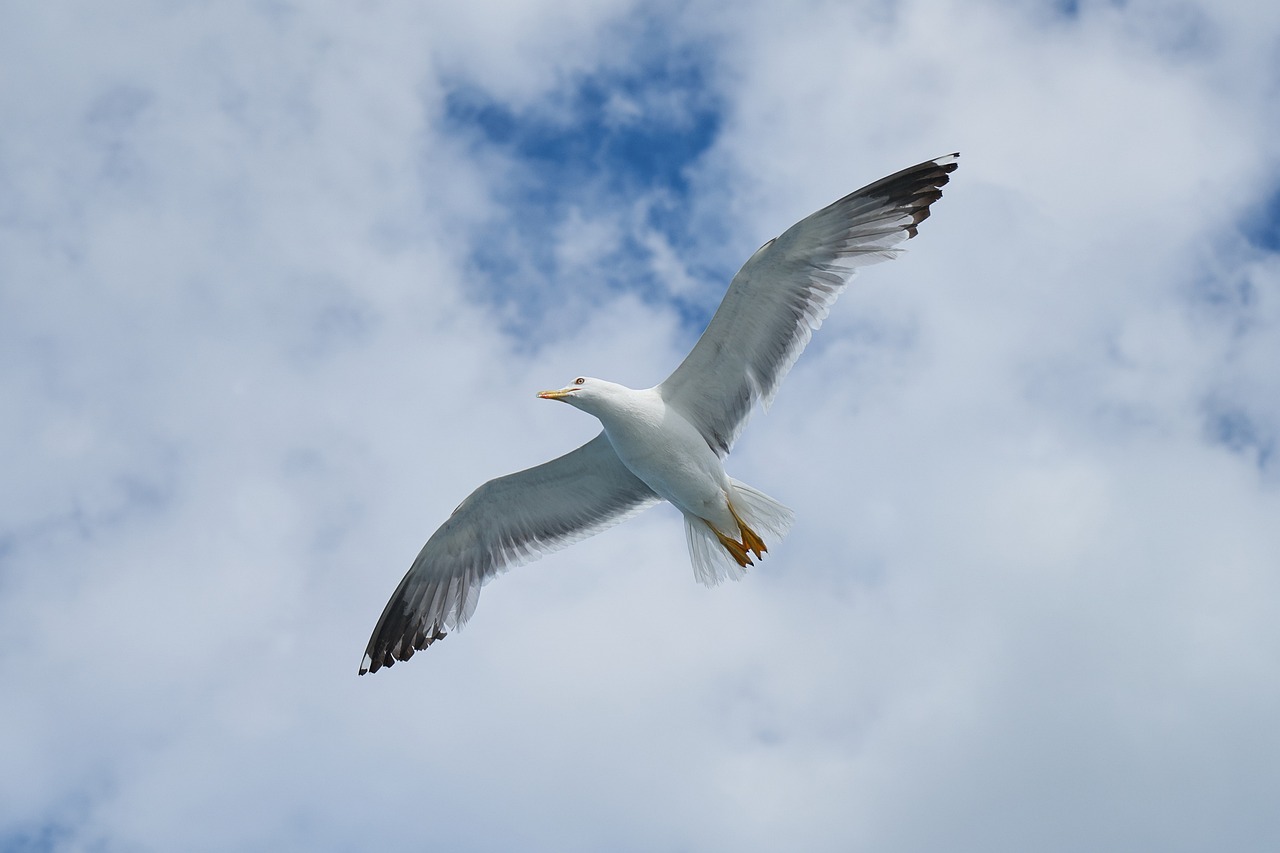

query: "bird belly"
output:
600 403 735 532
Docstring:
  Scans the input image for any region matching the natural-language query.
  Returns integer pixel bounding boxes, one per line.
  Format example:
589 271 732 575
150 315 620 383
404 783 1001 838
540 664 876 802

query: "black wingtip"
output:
865 152 961 239
359 624 449 676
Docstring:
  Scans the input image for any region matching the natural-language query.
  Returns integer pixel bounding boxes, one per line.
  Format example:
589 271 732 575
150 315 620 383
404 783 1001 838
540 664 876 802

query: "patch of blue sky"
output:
0 787 93 853
0 822 73 853
1187 249 1261 342
1192 269 1255 319
445 59 718 206
1204 402 1275 473
1241 186 1280 253
1172 222 1279 477
441 46 723 333
20 783 114 853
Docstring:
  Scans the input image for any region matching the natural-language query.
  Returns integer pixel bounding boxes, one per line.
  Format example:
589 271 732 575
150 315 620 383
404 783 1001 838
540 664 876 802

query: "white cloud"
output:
2 0 1279 850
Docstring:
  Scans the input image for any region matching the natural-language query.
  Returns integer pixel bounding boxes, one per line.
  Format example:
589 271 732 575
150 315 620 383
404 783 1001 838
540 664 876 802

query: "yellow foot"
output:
727 501 768 560
710 523 754 568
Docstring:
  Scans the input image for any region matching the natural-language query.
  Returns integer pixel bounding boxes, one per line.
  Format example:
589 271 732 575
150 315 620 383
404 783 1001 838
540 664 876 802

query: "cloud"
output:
2 0 1279 850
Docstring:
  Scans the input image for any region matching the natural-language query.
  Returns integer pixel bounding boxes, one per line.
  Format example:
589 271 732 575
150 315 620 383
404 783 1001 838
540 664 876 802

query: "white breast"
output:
595 387 731 522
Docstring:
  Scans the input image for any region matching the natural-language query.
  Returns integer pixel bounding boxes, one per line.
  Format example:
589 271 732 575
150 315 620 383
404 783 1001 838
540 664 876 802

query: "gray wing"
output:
360 432 659 674
658 154 958 456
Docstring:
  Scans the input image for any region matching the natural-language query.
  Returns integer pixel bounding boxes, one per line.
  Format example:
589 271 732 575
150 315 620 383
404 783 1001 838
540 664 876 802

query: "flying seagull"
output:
360 153 958 674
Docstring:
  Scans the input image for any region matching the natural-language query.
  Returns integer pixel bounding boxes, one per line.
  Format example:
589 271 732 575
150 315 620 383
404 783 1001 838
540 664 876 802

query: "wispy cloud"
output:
2 1 1279 850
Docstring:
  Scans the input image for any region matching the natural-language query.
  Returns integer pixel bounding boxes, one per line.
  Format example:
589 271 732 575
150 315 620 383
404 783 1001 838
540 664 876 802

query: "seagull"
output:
360 153 958 674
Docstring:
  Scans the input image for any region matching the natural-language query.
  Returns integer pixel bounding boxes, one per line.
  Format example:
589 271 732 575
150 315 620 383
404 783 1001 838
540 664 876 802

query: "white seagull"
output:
361 153 958 674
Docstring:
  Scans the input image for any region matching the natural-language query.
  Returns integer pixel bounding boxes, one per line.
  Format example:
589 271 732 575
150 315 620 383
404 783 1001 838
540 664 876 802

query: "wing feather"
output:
659 154 958 455
360 432 658 674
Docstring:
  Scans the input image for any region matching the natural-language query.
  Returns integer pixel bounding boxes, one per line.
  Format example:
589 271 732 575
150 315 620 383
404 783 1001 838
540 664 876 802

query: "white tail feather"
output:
684 515 748 586
682 479 795 587
728 478 795 540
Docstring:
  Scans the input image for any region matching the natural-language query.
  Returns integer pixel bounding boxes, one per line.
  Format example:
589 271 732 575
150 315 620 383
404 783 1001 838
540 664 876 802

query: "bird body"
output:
548 380 732 529
360 153 959 674
539 378 787 577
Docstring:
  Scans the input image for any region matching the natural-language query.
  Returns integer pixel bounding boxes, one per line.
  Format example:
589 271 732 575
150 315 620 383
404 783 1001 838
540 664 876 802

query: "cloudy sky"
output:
3 1 1279 850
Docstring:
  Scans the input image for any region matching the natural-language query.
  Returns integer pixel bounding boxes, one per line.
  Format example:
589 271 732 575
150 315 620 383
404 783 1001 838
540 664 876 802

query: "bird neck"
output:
580 384 656 430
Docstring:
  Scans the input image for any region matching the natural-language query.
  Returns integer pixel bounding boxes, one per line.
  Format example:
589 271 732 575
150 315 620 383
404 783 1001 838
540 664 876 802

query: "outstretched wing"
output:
361 432 659 674
659 154 958 456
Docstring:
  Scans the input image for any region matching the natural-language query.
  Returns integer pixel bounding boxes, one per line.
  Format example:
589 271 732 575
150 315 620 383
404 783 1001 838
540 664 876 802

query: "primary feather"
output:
659 154 959 455
360 434 658 674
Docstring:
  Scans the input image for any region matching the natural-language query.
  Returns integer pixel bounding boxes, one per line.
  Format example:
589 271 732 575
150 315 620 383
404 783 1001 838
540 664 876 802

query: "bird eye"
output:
574 377 585 385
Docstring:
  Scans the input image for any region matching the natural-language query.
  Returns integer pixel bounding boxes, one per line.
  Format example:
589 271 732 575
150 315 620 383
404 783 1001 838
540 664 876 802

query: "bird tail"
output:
683 479 795 587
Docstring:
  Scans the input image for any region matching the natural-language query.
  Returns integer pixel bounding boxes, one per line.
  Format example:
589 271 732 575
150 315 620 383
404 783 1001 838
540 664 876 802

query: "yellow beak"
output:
537 387 575 400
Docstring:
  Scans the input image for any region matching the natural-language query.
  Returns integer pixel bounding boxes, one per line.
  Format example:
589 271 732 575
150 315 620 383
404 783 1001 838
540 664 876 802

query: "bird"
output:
360 153 958 674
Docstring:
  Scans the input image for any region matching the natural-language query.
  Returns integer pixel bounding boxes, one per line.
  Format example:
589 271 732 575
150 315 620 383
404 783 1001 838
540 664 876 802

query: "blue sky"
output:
444 56 726 328
3 1 1280 851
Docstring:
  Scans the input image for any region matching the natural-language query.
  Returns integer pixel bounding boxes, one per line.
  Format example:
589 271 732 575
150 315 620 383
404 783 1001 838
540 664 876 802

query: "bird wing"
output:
361 432 659 673
658 154 958 456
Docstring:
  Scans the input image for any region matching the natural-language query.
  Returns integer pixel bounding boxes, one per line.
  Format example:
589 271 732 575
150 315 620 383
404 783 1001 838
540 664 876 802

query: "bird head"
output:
538 376 624 415
537 376 590 405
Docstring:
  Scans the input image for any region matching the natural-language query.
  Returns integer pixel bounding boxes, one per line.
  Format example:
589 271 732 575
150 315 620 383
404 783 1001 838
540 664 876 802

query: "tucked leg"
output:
727 500 768 560
708 521 754 567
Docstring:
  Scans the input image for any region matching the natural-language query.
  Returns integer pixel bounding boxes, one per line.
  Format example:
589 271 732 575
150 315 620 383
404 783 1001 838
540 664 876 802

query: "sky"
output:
2 1 1279 850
